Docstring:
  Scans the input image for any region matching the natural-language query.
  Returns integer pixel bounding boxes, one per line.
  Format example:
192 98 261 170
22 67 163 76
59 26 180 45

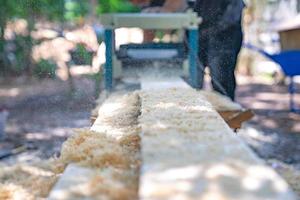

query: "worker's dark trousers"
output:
197 25 243 100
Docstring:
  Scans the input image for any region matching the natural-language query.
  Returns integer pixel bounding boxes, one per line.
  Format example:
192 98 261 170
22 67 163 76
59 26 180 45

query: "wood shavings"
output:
59 129 132 169
60 92 141 170
0 160 60 200
0 91 142 200
0 183 34 200
91 92 141 141
139 87 296 200
49 92 141 200
3 86 296 200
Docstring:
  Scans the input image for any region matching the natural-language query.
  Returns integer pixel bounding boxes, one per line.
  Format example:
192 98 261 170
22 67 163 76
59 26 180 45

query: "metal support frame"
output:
188 28 200 89
100 12 201 30
104 29 114 91
101 12 202 91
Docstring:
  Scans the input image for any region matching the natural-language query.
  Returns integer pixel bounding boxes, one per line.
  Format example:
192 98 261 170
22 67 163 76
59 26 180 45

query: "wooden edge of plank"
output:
219 109 255 129
48 164 96 200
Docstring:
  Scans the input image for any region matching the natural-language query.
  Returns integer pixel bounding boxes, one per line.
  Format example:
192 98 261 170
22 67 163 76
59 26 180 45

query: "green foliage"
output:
34 59 57 79
9 35 30 75
97 0 140 13
0 0 65 63
64 0 89 22
0 0 66 77
7 0 88 22
1 0 64 22
71 44 93 65
43 0 65 21
0 0 140 77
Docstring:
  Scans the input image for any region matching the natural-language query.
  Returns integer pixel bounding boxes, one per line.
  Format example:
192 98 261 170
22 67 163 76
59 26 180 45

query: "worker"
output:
143 0 245 100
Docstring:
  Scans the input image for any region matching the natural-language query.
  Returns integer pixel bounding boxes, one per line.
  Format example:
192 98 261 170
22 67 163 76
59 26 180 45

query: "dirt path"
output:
236 77 300 169
236 77 300 196
0 77 95 164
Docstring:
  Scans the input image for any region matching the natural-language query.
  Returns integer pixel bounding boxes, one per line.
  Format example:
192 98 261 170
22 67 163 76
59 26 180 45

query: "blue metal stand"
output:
188 28 200 89
104 27 201 90
289 76 299 113
244 44 300 113
104 29 114 91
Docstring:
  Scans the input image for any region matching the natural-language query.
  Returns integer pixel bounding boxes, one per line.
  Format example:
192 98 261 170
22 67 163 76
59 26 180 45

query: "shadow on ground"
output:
0 77 96 164
236 79 300 169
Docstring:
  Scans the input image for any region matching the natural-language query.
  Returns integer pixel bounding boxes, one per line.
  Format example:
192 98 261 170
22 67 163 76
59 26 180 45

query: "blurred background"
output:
0 0 299 196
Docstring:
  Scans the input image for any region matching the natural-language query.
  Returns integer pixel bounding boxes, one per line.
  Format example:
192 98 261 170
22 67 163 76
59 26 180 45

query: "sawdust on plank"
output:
0 160 61 200
58 129 140 170
0 92 142 200
51 92 142 200
139 88 296 200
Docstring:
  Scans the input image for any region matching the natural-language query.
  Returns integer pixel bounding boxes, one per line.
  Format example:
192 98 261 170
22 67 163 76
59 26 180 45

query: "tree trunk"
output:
90 0 98 23
24 9 35 78
0 21 6 75
0 4 7 75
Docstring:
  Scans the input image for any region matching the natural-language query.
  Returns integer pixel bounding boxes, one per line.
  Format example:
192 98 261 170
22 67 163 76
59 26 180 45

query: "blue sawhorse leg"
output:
104 29 114 91
188 28 200 89
289 76 299 113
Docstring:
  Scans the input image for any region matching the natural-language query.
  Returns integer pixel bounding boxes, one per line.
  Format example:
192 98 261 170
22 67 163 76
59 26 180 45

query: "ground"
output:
236 76 300 196
236 76 300 170
0 76 95 164
0 74 299 196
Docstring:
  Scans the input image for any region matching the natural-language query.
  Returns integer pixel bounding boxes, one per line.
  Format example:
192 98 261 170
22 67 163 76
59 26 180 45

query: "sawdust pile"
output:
140 88 228 133
0 92 141 200
59 129 140 170
0 160 61 200
53 92 142 199
0 184 34 200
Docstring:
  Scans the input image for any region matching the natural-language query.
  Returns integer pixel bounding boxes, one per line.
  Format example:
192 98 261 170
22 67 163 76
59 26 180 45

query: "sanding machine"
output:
99 11 202 91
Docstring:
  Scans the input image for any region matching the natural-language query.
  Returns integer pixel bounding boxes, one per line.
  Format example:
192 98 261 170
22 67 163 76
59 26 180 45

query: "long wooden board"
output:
139 78 296 200
48 164 96 200
49 77 296 200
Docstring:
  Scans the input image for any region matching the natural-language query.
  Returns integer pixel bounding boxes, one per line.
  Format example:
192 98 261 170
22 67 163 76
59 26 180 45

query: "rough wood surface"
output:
50 77 295 200
139 87 296 200
48 164 95 200
48 92 141 200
